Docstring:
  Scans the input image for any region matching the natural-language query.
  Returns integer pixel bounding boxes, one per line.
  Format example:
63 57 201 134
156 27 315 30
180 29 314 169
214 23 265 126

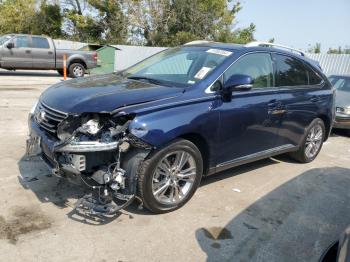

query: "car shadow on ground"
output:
195 166 350 262
17 155 283 224
0 70 60 77
331 129 350 138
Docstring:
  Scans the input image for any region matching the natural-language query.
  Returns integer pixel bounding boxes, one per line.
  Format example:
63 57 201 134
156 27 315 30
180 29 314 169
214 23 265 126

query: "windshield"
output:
0 35 11 45
332 77 350 92
123 47 232 87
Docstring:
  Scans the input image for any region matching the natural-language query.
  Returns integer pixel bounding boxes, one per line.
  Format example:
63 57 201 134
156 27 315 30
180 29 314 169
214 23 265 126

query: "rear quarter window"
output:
273 54 308 87
304 64 323 85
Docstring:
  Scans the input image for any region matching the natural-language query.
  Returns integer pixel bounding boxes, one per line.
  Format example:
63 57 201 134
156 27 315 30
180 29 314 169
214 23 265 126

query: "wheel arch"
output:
178 133 210 176
68 58 87 69
317 114 331 141
140 132 211 176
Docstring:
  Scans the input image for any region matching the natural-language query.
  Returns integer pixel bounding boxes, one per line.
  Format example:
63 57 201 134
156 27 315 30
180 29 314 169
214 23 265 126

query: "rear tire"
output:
290 118 325 163
137 139 203 213
69 63 85 78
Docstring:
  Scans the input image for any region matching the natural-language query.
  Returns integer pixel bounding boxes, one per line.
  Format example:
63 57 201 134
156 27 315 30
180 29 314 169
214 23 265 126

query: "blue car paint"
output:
35 43 334 176
40 74 185 113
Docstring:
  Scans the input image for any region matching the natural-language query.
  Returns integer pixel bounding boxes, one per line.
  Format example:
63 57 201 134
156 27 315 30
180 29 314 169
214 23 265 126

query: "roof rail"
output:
184 40 213 46
245 41 305 56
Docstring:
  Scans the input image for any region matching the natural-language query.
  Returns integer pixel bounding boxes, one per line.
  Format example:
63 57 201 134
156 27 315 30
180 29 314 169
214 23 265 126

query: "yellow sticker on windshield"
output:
194 67 212 79
206 48 232 56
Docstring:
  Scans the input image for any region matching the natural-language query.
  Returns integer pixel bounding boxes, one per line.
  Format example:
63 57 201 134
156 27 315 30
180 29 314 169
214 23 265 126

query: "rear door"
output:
272 53 324 146
30 36 55 69
1 35 32 68
217 52 284 165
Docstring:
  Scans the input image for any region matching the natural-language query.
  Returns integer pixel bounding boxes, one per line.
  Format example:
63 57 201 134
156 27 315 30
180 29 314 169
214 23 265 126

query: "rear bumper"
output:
86 60 97 69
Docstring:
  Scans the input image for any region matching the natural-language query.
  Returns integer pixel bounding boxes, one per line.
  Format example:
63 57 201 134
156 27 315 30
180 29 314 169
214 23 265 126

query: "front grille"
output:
35 102 68 134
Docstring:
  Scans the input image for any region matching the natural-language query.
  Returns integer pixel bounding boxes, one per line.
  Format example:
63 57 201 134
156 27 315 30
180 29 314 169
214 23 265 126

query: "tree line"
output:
308 43 350 54
0 0 256 46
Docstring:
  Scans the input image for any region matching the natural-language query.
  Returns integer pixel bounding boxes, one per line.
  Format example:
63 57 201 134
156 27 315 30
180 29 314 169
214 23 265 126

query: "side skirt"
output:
207 144 298 175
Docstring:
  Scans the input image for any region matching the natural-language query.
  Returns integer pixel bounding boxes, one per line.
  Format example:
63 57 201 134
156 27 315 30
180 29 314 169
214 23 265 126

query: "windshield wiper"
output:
127 76 165 86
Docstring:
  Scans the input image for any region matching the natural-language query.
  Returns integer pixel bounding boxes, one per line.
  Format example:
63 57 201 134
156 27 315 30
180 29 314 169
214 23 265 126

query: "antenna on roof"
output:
245 41 305 56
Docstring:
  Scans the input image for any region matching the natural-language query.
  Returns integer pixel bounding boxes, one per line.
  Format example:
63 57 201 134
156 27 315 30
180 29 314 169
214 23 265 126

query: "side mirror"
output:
224 74 253 92
6 42 14 49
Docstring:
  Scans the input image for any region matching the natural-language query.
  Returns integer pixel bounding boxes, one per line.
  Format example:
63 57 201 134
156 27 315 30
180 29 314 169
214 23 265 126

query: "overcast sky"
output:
234 0 350 53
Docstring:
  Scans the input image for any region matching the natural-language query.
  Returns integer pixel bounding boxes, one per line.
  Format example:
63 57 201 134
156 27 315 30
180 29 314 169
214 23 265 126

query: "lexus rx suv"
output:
27 41 334 214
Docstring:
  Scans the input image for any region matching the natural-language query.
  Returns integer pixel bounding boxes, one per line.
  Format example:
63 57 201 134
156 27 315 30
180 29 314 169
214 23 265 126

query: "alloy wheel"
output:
152 151 197 204
305 124 323 159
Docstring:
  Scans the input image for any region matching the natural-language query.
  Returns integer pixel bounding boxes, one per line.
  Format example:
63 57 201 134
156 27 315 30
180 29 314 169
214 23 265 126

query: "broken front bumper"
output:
26 113 147 216
26 115 119 176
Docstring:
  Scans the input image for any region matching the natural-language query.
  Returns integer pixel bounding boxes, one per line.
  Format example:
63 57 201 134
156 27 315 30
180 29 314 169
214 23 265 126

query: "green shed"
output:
90 45 120 75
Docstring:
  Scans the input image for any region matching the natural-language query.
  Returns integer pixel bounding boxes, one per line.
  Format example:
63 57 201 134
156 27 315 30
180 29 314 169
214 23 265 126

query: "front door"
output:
1 35 32 69
217 52 283 165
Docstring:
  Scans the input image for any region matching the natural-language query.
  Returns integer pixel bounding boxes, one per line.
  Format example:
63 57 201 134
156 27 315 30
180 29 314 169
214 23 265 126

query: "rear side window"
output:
15 36 29 48
274 54 308 87
224 53 274 88
305 65 323 85
32 37 50 49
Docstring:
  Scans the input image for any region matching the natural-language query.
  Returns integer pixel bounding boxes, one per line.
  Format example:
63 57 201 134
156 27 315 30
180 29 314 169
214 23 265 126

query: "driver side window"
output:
224 53 274 88
14 36 30 48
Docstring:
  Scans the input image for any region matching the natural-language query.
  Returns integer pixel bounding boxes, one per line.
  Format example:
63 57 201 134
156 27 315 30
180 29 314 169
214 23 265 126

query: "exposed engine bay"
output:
27 107 152 216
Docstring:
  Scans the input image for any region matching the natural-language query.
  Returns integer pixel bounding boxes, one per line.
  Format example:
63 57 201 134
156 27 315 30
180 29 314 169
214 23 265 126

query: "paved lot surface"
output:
0 70 349 262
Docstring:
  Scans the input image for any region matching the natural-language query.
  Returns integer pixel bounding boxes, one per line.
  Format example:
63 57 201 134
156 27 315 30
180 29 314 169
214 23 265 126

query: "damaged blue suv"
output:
27 41 334 214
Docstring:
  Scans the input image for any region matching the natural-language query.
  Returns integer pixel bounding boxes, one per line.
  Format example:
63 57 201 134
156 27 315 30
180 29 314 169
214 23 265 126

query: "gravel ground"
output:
0 70 349 262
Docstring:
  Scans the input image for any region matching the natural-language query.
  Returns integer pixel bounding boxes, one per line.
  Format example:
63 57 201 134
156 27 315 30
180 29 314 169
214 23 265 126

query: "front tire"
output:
69 63 85 78
290 118 325 163
137 139 203 213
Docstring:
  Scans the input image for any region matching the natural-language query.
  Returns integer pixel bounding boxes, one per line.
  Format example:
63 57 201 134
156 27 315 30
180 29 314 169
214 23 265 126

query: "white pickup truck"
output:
0 34 97 77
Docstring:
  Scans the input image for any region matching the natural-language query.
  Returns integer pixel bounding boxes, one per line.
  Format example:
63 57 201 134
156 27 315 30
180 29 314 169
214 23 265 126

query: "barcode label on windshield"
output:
194 67 212 79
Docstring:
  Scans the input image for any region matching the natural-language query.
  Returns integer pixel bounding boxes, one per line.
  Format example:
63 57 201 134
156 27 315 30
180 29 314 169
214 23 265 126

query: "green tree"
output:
327 46 350 54
62 0 102 42
88 0 128 44
0 0 36 34
127 0 175 46
32 1 63 38
308 43 321 54
62 0 128 43
128 0 256 46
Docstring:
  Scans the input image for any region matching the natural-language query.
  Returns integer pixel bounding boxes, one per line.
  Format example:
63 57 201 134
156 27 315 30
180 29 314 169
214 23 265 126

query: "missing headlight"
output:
78 119 102 135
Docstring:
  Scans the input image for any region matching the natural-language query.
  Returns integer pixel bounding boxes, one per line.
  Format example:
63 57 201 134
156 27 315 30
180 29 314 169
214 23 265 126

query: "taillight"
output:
92 52 98 61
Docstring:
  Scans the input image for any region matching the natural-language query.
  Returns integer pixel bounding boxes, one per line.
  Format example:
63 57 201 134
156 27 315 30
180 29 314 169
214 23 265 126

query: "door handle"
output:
48 51 53 55
271 109 287 115
268 100 286 115
25 50 31 54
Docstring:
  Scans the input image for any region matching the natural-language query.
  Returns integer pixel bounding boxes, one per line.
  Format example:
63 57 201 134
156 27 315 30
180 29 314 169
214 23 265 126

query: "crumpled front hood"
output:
335 90 350 108
40 74 184 113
